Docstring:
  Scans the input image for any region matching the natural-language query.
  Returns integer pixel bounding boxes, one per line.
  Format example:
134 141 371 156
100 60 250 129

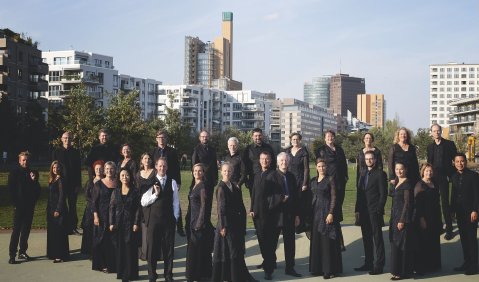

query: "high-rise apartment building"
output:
280 98 336 149
184 12 242 90
119 74 162 120
329 73 365 117
42 50 119 107
303 76 330 108
357 94 386 128
429 63 479 128
0 28 48 114
448 97 479 136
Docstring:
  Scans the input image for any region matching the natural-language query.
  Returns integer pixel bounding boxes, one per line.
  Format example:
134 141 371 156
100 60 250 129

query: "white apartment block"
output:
429 63 479 128
156 85 273 135
42 50 119 107
280 98 337 149
119 74 162 120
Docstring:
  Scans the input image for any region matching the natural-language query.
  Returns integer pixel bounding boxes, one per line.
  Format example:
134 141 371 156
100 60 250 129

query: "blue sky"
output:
2 0 478 131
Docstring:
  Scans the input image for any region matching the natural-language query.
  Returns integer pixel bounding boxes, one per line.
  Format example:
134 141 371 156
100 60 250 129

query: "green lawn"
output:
0 164 391 229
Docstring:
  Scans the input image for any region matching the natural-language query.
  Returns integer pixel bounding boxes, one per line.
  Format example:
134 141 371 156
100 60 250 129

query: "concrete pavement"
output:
0 225 477 281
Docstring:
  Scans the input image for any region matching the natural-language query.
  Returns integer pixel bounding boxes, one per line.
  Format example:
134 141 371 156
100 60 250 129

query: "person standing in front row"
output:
427 124 457 240
451 153 479 275
141 158 180 282
151 130 185 237
354 151 387 275
315 130 348 251
243 128 276 196
192 130 218 222
8 151 41 264
52 131 82 235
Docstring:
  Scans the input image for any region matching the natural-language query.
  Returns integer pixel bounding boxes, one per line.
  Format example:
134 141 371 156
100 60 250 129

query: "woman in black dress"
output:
46 161 70 263
212 162 257 282
388 128 420 187
81 160 104 256
185 163 213 281
285 132 311 233
118 143 138 177
389 162 414 280
356 132 383 187
413 163 442 274
135 153 155 261
315 130 348 250
309 158 342 279
109 168 140 282
92 161 117 273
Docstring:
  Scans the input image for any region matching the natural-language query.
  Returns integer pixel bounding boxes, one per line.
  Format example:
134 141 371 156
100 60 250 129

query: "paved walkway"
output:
0 225 477 281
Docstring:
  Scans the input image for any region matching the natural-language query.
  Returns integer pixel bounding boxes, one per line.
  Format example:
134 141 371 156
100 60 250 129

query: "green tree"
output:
341 131 363 161
413 128 431 161
58 85 104 158
210 126 251 159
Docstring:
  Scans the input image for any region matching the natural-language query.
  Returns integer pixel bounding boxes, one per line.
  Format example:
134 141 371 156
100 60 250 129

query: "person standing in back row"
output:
427 124 457 240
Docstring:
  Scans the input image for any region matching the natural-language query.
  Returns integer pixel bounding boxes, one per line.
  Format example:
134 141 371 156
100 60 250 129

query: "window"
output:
432 68 438 72
49 85 61 96
49 71 60 81
447 74 452 78
470 67 475 71
446 81 451 85
18 69 22 80
470 74 475 78
447 94 451 98
53 57 66 65
454 74 459 78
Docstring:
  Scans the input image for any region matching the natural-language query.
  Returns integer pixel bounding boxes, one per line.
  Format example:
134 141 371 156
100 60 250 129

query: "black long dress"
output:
110 187 140 281
389 180 414 278
309 176 343 275
185 182 213 281
413 180 442 273
285 146 311 233
117 159 138 179
388 144 420 185
46 178 70 260
92 180 116 272
81 179 96 255
212 181 254 282
136 169 156 261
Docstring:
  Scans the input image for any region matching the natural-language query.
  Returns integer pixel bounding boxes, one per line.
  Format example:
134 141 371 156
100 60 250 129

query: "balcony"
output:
453 105 479 114
61 74 82 83
182 102 198 108
29 79 48 91
448 117 476 126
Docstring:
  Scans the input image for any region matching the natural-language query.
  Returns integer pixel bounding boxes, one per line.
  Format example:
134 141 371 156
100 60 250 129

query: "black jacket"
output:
426 138 457 178
243 142 276 189
355 167 388 215
8 165 41 209
451 168 479 214
192 143 218 186
52 146 82 187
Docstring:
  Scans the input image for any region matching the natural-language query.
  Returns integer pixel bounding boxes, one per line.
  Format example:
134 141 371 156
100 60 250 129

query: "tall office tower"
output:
42 50 119 107
303 76 330 108
0 28 48 114
329 73 365 117
429 63 479 128
357 94 386 128
184 12 242 90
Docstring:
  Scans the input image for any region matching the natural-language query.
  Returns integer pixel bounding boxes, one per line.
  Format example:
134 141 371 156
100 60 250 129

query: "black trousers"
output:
359 210 385 269
280 215 297 271
9 206 34 258
66 186 78 231
147 225 175 280
456 208 478 272
254 218 279 274
434 174 452 233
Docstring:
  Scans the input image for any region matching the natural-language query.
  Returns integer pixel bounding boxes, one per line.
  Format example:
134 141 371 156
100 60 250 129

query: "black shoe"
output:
264 273 272 280
444 232 454 240
390 276 402 281
177 228 186 237
18 253 31 261
323 273 334 279
285 269 302 277
8 258 18 264
369 269 383 275
256 263 264 269
454 264 467 271
354 264 373 271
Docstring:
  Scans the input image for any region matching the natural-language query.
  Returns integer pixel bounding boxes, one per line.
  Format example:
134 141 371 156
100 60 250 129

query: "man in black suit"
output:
191 130 218 221
52 131 82 235
85 129 118 180
451 153 478 275
141 158 180 282
249 151 277 280
151 129 185 237
427 124 457 240
243 128 276 195
269 152 302 278
354 150 387 275
8 151 41 264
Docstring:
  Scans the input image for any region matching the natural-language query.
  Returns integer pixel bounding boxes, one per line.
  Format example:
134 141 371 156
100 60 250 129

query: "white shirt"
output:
140 174 180 221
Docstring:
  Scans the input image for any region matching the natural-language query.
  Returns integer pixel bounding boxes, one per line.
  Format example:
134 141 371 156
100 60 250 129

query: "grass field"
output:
0 164 392 229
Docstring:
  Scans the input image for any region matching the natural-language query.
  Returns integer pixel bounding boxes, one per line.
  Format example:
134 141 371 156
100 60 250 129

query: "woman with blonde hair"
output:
388 127 420 186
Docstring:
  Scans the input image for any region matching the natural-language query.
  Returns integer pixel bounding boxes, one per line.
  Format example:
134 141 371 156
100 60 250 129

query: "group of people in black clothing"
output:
6 124 479 281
